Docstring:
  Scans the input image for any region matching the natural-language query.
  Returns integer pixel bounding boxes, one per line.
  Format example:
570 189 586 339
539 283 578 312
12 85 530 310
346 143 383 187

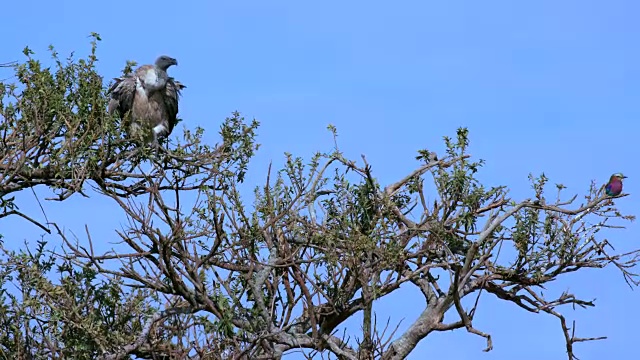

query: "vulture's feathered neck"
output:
155 56 178 72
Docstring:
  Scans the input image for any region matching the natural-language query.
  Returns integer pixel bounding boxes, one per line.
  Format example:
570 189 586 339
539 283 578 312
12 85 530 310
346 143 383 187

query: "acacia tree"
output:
0 36 637 360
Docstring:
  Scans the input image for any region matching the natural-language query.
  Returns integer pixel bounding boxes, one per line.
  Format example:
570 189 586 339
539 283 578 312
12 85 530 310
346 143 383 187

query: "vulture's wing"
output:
158 78 186 138
107 75 137 119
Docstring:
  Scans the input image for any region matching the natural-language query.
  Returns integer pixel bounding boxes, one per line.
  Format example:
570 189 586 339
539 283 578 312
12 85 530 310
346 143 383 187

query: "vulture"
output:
107 55 186 144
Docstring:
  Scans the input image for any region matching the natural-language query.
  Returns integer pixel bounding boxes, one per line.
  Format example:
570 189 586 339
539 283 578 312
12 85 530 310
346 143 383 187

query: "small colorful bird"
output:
605 173 628 196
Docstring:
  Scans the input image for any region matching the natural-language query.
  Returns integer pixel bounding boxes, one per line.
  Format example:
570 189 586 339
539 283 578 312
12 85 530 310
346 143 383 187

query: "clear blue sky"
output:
1 1 639 359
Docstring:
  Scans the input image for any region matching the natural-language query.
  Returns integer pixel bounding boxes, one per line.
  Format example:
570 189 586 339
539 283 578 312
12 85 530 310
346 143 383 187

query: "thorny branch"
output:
57 140 636 360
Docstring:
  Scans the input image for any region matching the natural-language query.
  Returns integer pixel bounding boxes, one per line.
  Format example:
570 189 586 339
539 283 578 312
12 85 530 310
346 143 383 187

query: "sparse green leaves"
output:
0 36 127 202
219 111 260 183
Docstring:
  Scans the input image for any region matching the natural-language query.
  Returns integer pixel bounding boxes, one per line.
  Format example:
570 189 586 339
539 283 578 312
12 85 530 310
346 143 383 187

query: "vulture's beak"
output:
172 58 178 66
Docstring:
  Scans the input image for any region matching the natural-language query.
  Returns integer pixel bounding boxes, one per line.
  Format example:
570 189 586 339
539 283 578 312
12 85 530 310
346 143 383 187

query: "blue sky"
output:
1 1 639 359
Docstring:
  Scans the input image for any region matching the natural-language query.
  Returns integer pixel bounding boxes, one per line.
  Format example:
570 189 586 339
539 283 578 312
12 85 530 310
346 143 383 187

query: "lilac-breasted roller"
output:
605 173 627 196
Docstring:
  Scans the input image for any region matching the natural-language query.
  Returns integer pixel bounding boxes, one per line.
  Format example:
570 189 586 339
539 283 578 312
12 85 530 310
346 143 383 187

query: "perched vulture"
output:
107 55 186 144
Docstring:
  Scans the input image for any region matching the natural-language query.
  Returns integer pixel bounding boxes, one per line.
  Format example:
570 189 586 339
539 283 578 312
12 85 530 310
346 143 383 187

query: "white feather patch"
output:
139 68 167 93
153 124 167 135
135 78 148 99
143 69 158 87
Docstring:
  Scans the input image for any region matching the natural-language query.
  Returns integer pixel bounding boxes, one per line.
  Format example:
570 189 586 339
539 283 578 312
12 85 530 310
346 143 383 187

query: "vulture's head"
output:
155 55 178 71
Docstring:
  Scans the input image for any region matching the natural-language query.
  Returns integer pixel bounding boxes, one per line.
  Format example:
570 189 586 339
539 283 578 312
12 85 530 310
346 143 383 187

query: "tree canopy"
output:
0 35 637 360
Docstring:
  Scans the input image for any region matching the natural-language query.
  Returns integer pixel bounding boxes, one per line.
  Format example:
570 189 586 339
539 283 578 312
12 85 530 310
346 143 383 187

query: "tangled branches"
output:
0 37 636 360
